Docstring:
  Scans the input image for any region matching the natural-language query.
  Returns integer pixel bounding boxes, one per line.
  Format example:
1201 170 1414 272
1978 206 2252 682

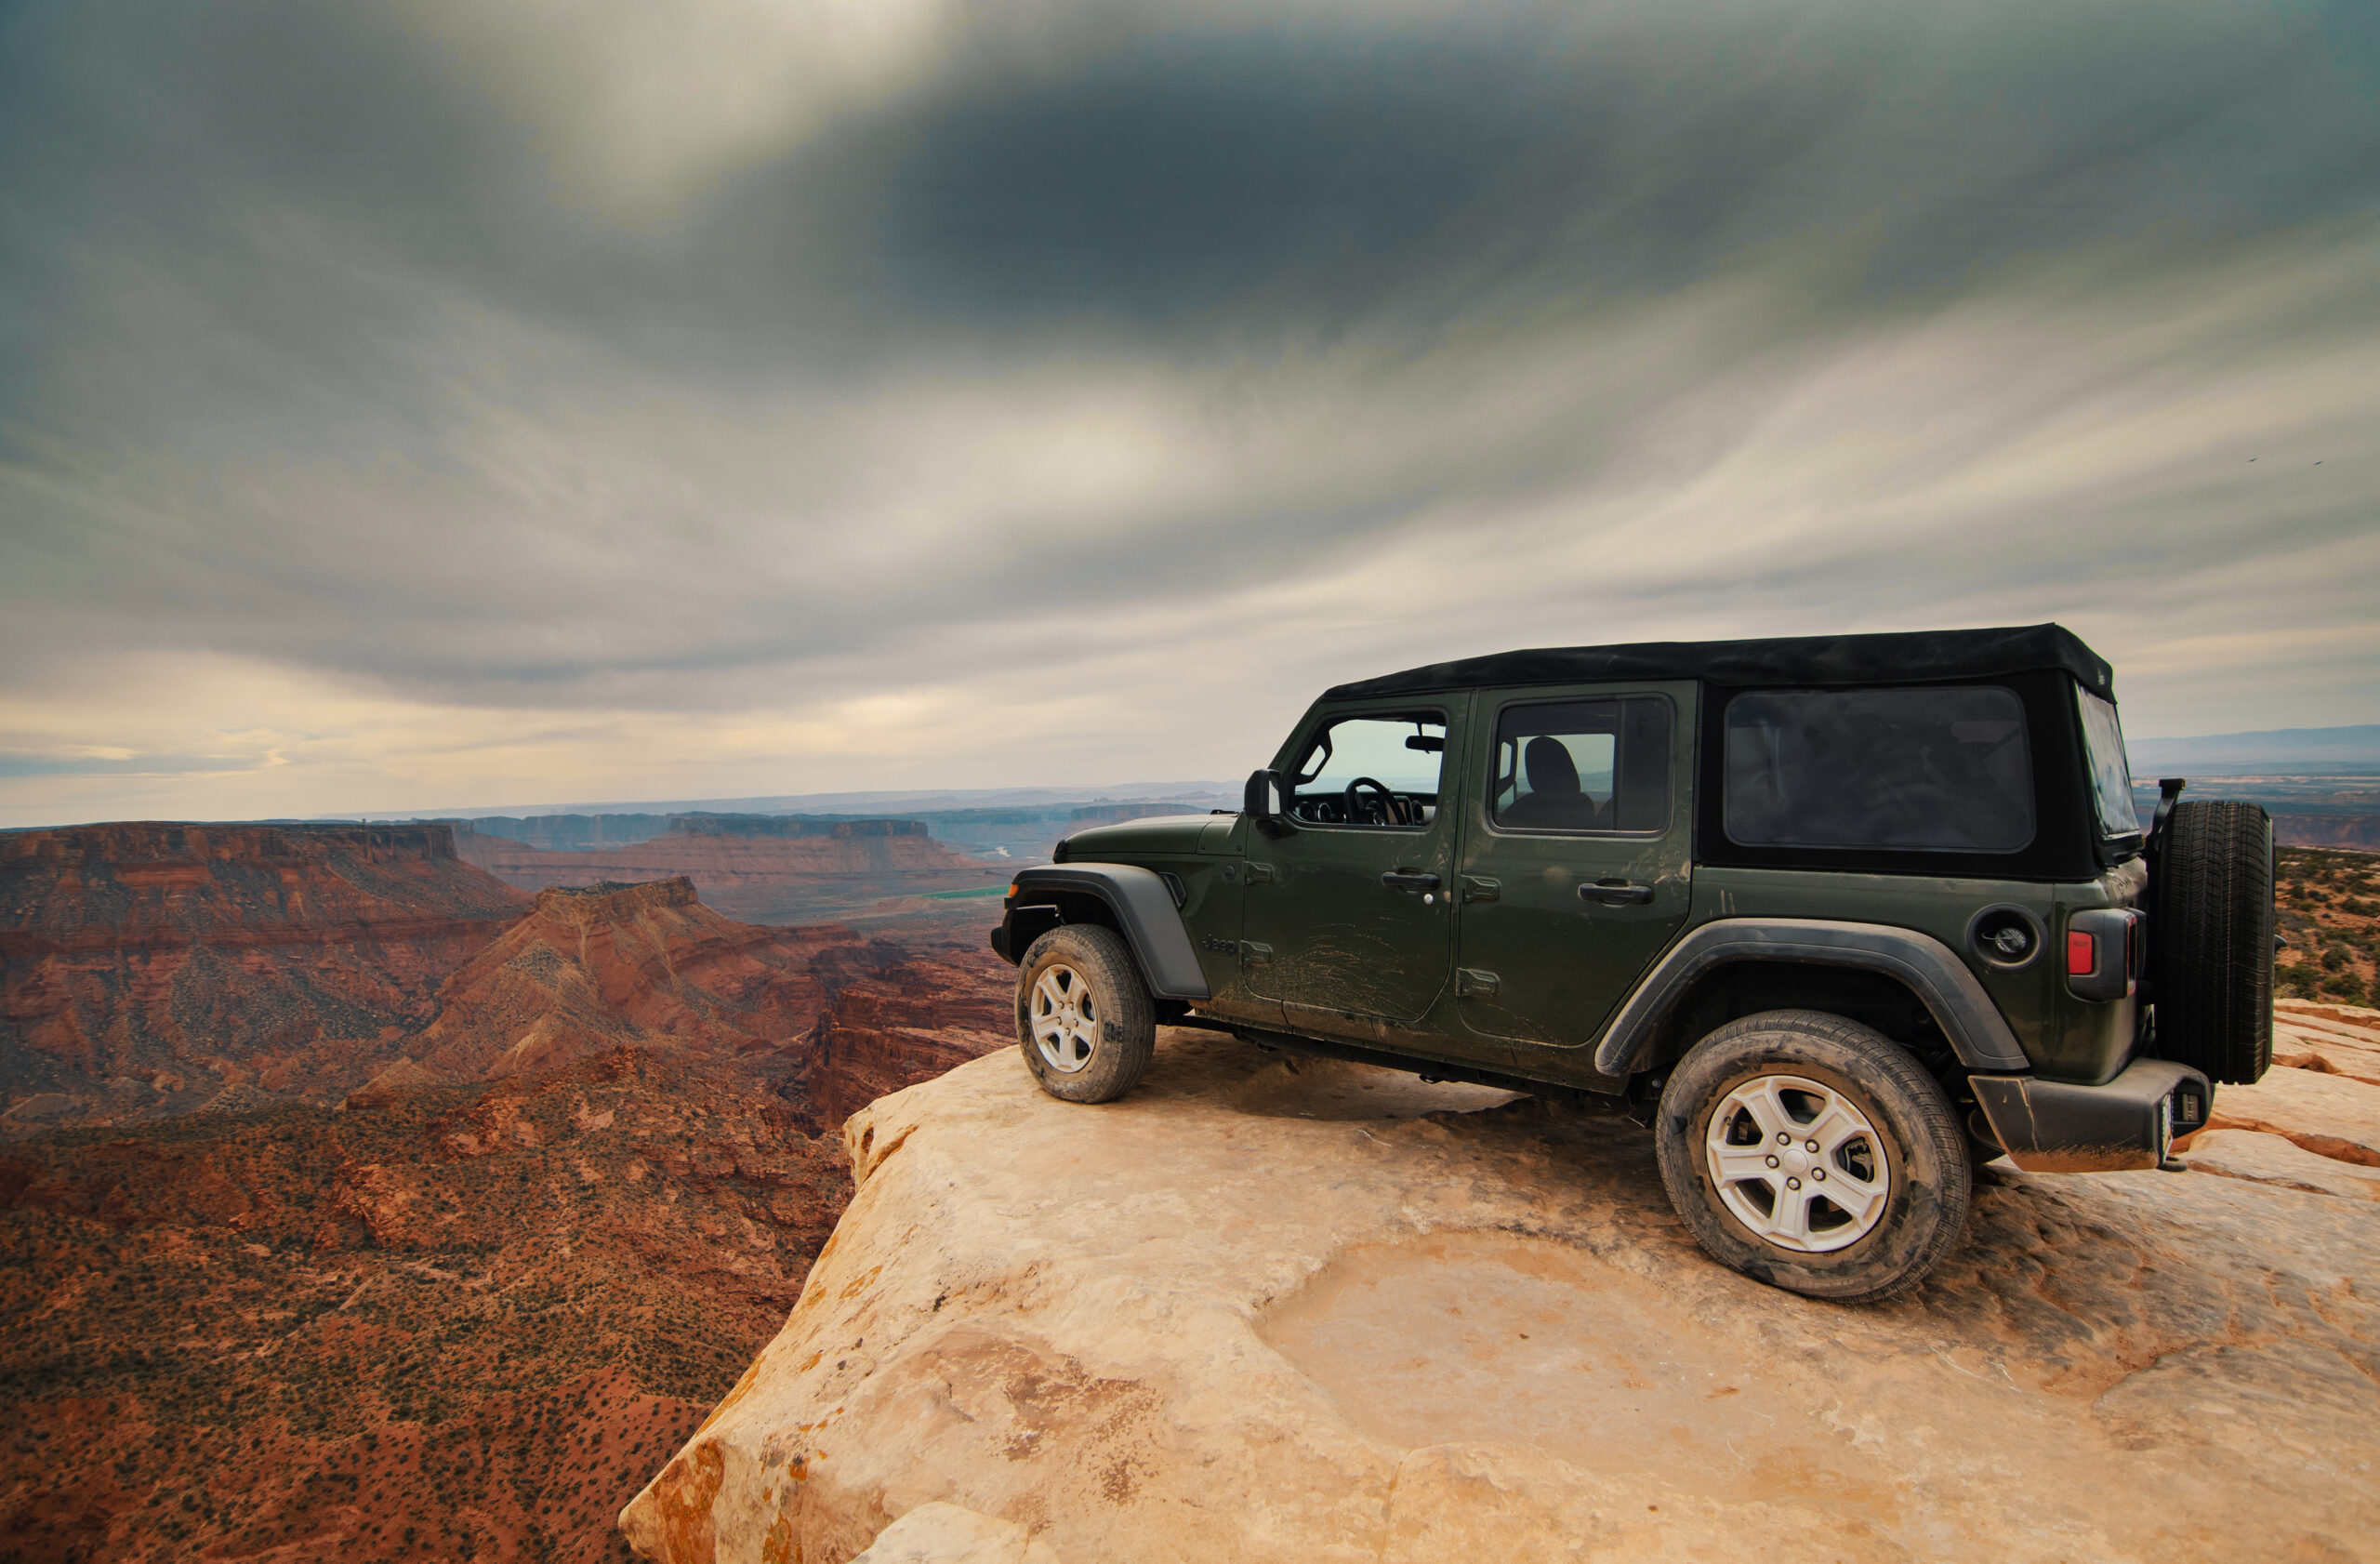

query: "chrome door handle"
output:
1579 881 1654 905
1381 870 1442 891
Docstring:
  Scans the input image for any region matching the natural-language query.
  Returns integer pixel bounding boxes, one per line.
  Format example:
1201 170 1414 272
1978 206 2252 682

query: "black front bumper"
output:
1970 1056 2213 1173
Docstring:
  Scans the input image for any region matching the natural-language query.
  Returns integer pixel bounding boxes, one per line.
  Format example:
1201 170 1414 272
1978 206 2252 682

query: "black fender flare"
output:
1591 917 2030 1077
1004 865 1211 1001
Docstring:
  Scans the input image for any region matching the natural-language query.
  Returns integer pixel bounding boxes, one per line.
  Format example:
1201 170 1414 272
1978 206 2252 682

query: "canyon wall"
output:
403 878 856 1082
1 823 530 1133
794 943 1013 1128
451 814 674 851
394 875 1012 1111
2 825 1020 1561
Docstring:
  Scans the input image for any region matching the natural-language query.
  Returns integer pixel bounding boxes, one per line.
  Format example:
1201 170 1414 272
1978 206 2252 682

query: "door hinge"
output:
1455 968 1501 998
1248 862 1276 885
1241 941 1275 967
1461 876 1501 903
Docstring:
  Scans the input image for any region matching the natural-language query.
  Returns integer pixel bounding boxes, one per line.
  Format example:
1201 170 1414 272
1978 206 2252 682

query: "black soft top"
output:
1325 623 2113 702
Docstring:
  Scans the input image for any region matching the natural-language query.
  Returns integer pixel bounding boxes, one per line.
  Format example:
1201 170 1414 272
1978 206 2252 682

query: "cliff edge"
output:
622 1006 2380 1564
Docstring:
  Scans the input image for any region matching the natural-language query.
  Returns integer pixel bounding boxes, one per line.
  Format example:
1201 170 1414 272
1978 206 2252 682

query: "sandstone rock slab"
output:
2181 1128 2380 1201
624 1032 2380 1564
2273 1000 2380 1083
2198 1061 2380 1166
852 1503 1061 1564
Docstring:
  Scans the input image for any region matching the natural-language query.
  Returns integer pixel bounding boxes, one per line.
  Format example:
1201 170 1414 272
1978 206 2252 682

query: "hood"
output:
1056 814 1219 860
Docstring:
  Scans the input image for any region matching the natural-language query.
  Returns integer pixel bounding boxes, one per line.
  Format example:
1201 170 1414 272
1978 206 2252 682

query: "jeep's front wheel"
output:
1655 1010 1971 1303
1016 924 1157 1104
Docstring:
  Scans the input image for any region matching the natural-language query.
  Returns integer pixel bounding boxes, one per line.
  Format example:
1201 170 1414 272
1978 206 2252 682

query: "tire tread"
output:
2151 801 2274 1084
1015 924 1158 1103
1655 1009 1972 1304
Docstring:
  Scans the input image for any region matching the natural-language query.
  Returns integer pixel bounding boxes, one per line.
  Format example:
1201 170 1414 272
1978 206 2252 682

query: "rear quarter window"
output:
1724 686 2034 853
2074 687 2141 838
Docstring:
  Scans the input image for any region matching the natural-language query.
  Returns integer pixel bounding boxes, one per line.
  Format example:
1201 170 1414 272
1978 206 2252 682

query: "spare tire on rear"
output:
2149 799 2274 1084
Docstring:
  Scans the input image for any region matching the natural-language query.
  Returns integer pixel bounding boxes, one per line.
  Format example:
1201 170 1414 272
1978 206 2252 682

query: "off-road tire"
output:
2150 800 2274 1084
1016 924 1157 1104
1655 1010 1971 1304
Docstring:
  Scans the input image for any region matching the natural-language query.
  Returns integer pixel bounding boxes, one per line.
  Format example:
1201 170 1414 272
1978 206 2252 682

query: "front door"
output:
1241 705 1461 1031
1452 683 1696 1054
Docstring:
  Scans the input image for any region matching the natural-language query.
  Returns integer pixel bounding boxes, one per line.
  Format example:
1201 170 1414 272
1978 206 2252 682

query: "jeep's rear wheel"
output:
1655 1010 1971 1303
1016 924 1157 1104
2150 799 2274 1084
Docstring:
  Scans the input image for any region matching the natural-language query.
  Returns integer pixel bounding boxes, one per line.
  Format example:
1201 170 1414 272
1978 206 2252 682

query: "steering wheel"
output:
1344 776 1406 827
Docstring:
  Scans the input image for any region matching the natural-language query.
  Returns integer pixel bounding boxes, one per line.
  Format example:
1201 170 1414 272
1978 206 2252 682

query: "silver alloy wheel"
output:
1030 963 1101 1074
1705 1072 1890 1253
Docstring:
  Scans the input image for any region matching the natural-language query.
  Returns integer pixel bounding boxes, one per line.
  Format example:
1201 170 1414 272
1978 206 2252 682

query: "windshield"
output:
1294 715 1445 794
2075 687 2140 838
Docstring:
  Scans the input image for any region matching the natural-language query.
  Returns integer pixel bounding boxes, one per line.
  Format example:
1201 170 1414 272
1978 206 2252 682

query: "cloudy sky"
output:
2 0 2374 825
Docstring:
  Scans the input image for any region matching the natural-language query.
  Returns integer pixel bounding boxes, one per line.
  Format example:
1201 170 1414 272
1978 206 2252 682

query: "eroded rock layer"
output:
1 821 1018 1559
628 1024 2380 1564
1 823 530 1133
407 879 854 1082
399 877 1011 1122
1 931 1015 1562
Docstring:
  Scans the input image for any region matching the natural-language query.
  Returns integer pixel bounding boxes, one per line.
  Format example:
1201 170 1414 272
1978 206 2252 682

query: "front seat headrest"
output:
1524 736 1580 795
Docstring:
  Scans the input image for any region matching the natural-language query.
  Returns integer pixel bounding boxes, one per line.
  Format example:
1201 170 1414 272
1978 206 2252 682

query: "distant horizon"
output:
2126 722 2380 748
7 719 2378 832
333 781 1246 825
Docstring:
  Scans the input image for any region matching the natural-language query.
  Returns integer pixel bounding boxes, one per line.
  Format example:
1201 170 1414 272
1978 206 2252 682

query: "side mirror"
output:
1243 768 1292 833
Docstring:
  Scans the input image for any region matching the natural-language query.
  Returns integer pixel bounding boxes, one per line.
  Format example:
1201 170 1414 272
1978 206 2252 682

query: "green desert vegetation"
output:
2276 847 2379 1005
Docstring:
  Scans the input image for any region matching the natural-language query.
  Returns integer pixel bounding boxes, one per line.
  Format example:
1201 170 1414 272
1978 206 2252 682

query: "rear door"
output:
1451 682 1697 1051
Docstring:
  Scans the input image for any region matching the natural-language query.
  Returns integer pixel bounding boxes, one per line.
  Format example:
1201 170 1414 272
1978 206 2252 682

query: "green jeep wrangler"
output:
989 625 2274 1301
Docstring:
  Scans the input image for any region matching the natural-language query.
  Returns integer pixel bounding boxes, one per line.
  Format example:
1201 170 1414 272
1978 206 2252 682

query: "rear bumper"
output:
1970 1056 2213 1173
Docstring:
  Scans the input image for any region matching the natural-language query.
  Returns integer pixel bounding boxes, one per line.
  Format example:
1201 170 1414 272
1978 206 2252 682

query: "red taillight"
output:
2067 930 2096 975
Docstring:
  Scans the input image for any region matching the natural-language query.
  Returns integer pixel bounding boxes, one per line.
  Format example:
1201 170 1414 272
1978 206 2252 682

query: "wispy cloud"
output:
1 0 2373 824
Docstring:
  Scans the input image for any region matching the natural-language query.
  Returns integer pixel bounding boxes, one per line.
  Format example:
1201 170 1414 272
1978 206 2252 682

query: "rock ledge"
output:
625 1027 2380 1563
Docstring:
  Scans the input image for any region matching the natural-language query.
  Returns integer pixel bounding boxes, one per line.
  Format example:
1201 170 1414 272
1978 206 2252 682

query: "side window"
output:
1491 697 1673 833
1289 713 1446 828
1723 686 2033 853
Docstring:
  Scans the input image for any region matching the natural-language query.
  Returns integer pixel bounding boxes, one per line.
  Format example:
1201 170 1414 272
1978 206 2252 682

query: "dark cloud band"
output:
0 0 2373 808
